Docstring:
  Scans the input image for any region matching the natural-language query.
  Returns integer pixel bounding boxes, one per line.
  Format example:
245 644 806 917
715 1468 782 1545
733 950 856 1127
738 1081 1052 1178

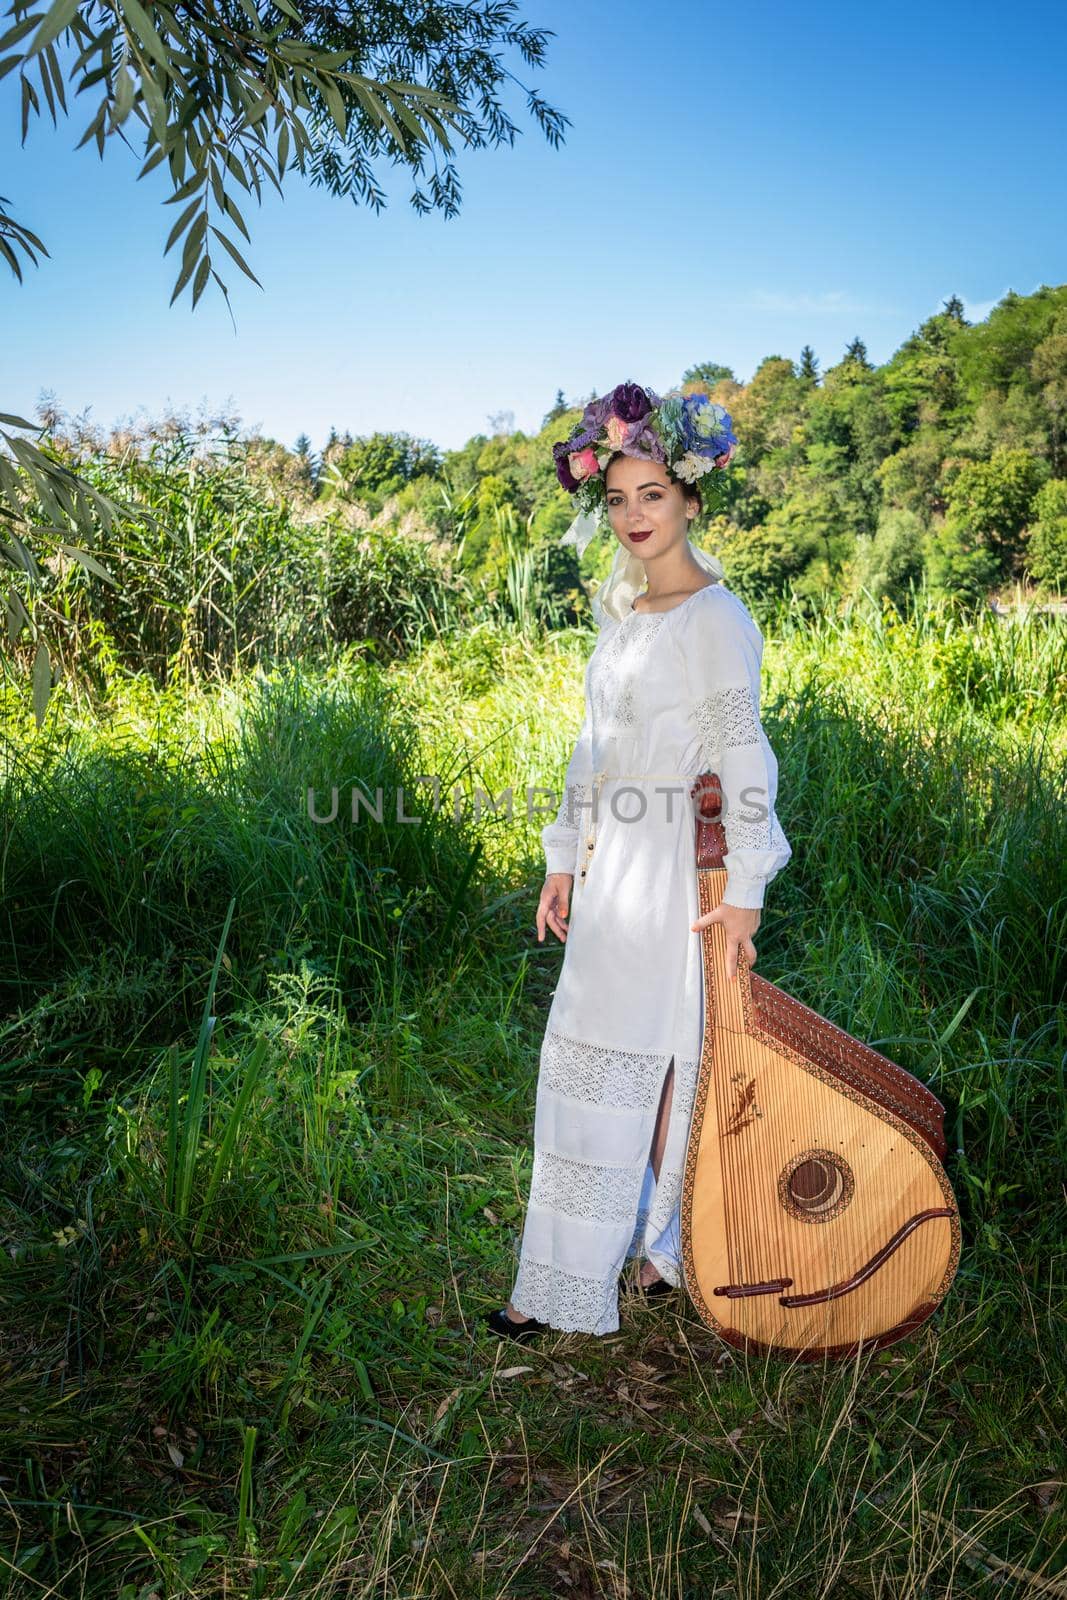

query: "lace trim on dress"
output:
540 780 593 871
671 1053 700 1112
529 1149 646 1226
719 807 793 853
624 1166 684 1276
624 1160 686 1285
720 809 772 850
693 684 789 860
646 1162 684 1238
693 683 762 754
545 781 592 832
510 1257 620 1335
541 1027 682 1112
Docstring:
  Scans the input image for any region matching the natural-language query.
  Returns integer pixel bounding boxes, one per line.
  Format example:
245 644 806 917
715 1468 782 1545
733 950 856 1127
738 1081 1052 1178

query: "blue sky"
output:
3 0 1065 455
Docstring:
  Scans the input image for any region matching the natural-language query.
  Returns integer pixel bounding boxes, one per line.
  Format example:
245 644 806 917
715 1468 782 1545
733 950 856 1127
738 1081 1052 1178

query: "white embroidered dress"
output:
509 579 793 1335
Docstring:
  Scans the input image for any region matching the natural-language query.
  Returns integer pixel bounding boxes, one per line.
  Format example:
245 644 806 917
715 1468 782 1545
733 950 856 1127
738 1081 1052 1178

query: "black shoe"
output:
485 1307 550 1342
625 1270 677 1300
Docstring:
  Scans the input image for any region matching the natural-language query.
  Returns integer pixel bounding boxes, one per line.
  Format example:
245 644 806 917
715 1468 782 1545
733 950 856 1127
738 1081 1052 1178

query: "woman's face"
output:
604 453 694 560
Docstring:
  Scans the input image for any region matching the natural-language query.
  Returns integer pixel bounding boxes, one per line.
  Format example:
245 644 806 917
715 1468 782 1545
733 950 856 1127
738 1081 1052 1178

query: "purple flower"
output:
622 422 667 463
552 441 581 492
608 381 657 423
580 394 615 432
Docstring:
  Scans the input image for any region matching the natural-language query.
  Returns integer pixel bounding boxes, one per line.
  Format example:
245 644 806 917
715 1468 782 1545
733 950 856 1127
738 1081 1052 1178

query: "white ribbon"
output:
559 506 604 560
559 501 727 626
591 536 727 626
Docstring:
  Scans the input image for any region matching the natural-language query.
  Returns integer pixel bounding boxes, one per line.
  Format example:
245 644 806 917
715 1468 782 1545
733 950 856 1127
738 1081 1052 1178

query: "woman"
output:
485 382 792 1341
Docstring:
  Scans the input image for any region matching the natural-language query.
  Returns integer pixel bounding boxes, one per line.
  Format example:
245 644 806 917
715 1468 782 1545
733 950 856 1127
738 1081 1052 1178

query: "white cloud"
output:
737 289 901 318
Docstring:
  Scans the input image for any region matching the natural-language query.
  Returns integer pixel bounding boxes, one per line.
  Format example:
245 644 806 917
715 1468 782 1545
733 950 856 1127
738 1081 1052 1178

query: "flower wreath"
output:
551 379 738 559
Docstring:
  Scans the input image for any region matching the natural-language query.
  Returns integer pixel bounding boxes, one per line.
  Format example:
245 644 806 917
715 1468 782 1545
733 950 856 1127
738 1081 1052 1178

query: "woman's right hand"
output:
538 873 574 943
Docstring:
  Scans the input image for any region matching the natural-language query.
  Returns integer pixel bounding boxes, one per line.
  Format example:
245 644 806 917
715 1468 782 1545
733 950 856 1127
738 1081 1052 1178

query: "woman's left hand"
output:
691 902 761 982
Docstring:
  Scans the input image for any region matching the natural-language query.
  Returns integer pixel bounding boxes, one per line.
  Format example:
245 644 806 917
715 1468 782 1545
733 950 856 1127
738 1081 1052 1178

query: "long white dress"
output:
509 578 793 1335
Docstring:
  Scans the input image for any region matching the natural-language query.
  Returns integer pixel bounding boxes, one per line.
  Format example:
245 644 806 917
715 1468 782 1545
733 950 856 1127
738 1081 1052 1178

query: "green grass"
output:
0 589 1064 1598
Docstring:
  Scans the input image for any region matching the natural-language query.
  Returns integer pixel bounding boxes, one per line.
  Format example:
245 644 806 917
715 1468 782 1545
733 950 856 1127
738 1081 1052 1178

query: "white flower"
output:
672 450 714 483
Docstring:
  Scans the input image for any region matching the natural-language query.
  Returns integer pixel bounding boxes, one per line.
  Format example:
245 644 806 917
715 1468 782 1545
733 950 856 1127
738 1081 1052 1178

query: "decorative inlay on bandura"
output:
778 1148 855 1224
724 1073 763 1135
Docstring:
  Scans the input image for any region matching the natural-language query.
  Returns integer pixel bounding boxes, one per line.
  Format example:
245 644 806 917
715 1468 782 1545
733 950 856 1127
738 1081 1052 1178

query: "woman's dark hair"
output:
602 450 703 521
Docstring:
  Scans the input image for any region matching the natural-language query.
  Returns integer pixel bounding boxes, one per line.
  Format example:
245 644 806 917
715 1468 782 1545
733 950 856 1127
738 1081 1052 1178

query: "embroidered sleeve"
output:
685 589 792 910
540 666 595 878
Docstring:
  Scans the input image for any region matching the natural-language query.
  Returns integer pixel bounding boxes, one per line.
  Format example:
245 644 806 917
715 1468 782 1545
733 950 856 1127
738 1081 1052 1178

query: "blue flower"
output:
681 396 736 459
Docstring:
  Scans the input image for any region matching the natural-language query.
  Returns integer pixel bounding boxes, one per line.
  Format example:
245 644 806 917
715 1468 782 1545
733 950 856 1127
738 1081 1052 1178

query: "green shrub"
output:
851 507 926 608
1025 478 1067 590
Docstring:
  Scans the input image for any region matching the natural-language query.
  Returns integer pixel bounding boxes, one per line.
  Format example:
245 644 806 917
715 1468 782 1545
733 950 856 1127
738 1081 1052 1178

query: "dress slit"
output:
630 1050 696 1290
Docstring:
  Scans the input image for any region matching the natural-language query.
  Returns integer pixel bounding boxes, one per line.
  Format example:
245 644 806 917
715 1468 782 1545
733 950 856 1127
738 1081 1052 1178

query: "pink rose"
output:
714 442 736 468
569 447 601 482
604 414 629 450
